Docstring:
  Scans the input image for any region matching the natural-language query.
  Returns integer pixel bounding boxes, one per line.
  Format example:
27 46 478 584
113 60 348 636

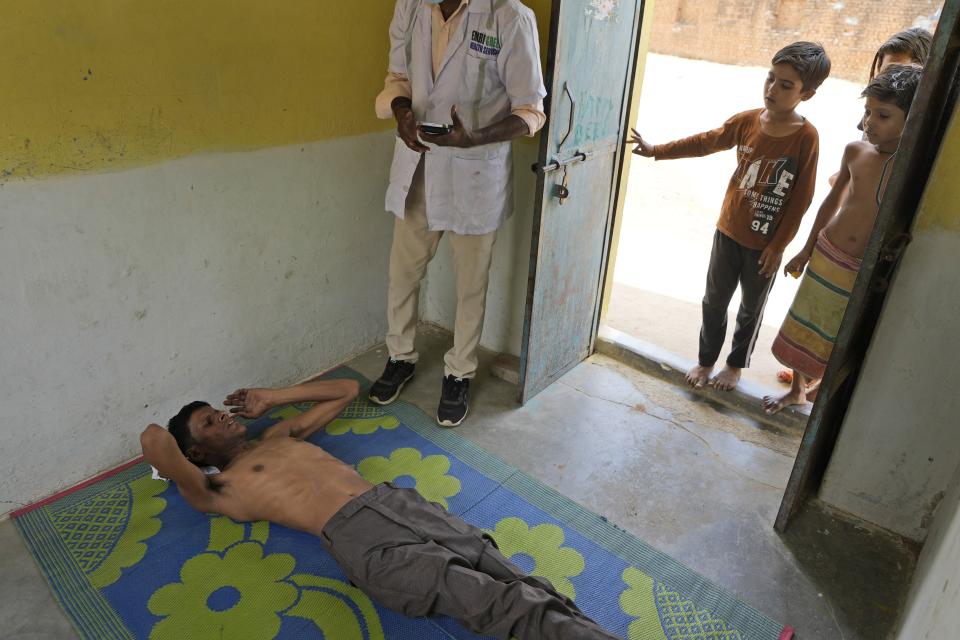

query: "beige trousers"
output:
386 160 497 379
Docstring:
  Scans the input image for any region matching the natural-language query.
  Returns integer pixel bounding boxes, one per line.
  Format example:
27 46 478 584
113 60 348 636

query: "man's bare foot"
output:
763 389 807 414
685 364 713 389
710 365 741 391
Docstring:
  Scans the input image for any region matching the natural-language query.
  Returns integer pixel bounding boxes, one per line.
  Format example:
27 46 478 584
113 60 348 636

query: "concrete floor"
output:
1 325 915 639
0 512 80 640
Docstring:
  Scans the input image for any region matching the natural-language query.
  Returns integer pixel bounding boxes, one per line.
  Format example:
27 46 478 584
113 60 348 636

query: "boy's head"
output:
765 42 831 113
861 64 922 147
870 28 933 79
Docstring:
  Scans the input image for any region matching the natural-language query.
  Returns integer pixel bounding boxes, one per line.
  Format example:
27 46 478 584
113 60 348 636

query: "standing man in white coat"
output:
370 0 547 427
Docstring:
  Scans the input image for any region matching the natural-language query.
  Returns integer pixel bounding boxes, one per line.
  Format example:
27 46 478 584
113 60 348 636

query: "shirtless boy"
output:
140 377 620 640
764 65 922 414
629 42 829 392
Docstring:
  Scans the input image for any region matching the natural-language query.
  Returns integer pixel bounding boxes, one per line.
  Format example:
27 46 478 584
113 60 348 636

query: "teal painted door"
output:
519 0 646 402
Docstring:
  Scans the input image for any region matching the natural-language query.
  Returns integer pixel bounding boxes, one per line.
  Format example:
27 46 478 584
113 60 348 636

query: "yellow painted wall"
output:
0 0 551 180
915 103 960 232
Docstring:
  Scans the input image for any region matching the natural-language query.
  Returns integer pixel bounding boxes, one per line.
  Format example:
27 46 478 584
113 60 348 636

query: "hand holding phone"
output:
419 122 453 136
418 107 475 148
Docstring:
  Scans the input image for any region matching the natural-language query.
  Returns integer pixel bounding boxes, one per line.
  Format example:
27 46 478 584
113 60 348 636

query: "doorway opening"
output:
601 1 943 431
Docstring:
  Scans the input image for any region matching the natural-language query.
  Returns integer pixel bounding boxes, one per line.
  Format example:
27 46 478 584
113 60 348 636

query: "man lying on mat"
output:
140 377 621 640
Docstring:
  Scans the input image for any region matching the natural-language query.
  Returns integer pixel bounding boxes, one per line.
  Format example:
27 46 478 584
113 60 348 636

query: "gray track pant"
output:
699 230 776 368
320 483 621 640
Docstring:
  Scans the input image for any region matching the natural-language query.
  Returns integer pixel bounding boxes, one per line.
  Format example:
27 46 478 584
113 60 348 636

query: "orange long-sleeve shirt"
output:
654 109 819 251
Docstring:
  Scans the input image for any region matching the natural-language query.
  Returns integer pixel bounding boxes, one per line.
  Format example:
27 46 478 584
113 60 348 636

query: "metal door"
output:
518 0 646 403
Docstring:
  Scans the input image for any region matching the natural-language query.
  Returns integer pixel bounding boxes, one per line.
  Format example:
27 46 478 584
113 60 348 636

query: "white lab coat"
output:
384 0 546 235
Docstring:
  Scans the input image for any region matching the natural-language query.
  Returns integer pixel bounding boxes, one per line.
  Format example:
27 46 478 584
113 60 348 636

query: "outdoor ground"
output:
607 53 865 396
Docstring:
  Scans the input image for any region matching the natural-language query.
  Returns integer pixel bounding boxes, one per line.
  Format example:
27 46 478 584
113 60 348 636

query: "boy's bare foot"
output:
710 365 741 391
685 364 713 389
763 388 807 414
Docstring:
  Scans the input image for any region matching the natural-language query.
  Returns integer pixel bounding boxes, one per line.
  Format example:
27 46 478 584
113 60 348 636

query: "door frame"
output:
599 0 658 323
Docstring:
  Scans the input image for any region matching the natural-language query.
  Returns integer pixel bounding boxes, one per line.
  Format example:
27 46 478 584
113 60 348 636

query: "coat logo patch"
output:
469 30 501 56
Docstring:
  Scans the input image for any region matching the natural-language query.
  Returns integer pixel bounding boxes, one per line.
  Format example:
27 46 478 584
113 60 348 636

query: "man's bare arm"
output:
225 378 360 441
140 425 220 513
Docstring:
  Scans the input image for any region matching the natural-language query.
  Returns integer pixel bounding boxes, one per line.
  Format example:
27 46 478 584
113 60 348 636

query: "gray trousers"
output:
320 483 621 640
699 230 776 369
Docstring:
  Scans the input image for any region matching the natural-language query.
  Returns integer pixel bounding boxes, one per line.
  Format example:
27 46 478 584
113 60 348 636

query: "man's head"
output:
765 42 831 113
870 28 933 80
168 401 248 467
861 64 922 147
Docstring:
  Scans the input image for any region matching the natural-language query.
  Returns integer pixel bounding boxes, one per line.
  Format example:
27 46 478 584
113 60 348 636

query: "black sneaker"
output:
368 358 415 405
437 375 470 427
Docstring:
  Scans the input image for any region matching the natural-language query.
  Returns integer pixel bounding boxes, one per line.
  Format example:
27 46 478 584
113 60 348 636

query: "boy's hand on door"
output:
627 128 654 157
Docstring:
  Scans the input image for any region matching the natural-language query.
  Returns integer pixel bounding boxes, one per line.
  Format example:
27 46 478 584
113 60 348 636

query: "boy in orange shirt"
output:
629 42 830 391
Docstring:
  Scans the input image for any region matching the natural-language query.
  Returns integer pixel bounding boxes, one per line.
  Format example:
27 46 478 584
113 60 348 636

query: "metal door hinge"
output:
871 232 913 293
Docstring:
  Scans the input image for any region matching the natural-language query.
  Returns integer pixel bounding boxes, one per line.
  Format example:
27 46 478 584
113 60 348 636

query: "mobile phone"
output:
419 122 453 135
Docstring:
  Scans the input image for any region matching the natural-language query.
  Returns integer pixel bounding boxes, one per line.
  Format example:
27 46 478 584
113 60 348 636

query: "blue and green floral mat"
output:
14 367 793 639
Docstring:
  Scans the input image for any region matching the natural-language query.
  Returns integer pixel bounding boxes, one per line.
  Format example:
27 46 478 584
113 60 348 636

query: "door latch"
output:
554 168 571 204
532 150 590 175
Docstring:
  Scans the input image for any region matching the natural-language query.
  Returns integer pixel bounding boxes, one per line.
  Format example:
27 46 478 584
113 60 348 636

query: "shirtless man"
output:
140 377 620 640
764 65 922 413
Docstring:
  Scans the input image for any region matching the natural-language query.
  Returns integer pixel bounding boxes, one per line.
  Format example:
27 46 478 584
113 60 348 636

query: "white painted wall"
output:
820 230 960 540
423 141 539 356
0 132 396 517
895 461 960 639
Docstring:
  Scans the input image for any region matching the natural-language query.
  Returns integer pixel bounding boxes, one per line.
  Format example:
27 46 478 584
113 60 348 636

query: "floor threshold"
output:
596 325 810 435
